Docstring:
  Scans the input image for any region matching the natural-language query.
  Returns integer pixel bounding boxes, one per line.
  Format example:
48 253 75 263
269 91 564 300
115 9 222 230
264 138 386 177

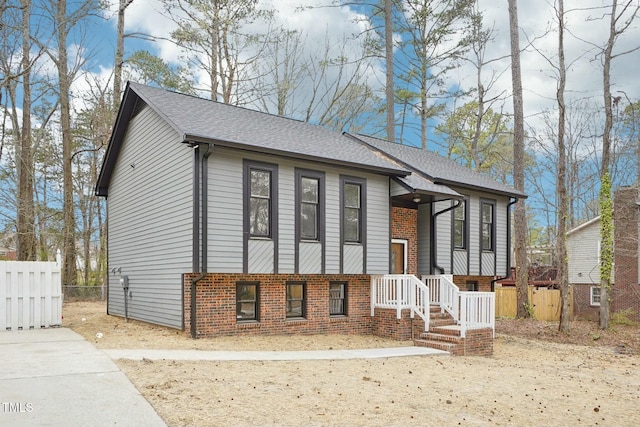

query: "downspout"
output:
431 199 462 274
491 197 518 291
190 143 212 339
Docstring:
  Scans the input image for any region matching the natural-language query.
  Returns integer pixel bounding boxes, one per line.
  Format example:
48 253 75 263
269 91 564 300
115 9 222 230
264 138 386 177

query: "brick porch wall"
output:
371 308 426 341
453 275 494 292
184 273 373 338
391 207 418 275
453 328 493 356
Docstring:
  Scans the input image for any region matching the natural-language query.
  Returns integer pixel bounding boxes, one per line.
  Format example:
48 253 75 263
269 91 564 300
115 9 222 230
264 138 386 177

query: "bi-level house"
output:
96 82 526 355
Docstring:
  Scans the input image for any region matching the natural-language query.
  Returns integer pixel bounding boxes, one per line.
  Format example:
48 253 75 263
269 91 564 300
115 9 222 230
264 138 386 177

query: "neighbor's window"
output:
329 282 347 316
343 182 362 243
286 282 306 318
453 201 466 249
236 282 259 321
590 287 601 306
481 202 494 251
301 176 319 240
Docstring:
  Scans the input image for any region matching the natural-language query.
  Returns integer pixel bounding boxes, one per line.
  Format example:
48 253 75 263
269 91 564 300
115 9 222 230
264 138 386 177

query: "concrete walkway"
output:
104 345 448 361
0 328 166 427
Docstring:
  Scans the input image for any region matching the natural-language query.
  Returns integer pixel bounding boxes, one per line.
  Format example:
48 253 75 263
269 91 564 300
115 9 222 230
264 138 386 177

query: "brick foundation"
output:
455 328 493 356
184 273 373 337
572 283 600 321
371 308 427 341
453 275 494 292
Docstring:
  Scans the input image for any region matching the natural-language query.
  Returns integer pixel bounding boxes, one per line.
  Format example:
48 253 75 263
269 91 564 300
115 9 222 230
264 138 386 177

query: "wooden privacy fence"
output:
495 286 573 321
1 251 63 330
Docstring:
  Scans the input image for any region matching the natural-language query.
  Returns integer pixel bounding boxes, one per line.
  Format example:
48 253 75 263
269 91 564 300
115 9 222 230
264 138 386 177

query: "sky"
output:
94 0 640 127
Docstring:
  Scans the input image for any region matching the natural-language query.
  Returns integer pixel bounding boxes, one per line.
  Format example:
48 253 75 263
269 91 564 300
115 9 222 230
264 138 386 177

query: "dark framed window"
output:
453 200 467 249
466 281 478 292
329 282 347 316
286 282 306 318
342 178 365 243
296 170 324 242
236 282 259 321
481 201 495 251
244 161 278 239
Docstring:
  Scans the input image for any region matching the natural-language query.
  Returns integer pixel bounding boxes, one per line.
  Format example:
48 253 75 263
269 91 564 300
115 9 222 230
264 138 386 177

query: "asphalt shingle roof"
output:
129 82 409 176
351 134 526 199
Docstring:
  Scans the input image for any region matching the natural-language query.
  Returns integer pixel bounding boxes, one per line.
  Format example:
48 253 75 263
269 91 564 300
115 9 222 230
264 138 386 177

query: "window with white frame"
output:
590 287 601 306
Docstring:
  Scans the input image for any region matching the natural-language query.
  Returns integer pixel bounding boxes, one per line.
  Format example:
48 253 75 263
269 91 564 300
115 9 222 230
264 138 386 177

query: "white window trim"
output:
590 286 601 306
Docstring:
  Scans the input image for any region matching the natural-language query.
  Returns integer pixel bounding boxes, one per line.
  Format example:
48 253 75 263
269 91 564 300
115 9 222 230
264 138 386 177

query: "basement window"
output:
236 282 259 321
590 287 601 306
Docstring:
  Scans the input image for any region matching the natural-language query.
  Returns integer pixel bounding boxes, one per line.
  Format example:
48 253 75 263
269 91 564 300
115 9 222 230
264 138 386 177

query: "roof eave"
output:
183 134 411 177
433 178 528 199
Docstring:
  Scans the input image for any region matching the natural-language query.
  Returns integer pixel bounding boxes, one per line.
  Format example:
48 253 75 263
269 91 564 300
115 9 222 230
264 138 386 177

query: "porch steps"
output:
413 306 462 353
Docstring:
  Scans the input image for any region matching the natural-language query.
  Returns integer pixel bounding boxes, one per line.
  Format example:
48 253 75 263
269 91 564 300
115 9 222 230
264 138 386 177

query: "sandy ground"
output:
64 302 640 427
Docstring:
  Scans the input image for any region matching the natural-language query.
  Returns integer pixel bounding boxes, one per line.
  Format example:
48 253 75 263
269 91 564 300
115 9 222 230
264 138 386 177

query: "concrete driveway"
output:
0 328 166 427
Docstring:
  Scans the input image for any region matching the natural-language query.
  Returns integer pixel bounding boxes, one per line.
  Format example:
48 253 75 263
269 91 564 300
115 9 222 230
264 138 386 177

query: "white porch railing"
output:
370 274 429 331
423 275 495 338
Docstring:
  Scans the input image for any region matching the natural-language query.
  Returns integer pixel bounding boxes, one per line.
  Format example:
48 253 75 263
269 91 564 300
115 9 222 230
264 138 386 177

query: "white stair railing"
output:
371 275 430 331
422 275 495 338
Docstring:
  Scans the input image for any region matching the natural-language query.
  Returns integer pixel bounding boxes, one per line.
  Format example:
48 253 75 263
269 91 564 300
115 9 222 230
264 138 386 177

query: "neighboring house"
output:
567 186 640 321
95 82 525 353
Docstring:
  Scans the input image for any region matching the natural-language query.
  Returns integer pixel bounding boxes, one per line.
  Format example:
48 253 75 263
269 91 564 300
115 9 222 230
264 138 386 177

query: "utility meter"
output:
119 275 129 289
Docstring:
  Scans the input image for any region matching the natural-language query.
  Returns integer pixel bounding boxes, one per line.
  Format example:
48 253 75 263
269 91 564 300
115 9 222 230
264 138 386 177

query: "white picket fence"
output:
0 251 63 330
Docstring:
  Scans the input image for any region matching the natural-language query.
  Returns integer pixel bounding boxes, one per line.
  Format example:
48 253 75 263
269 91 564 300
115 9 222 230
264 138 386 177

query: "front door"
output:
391 240 407 274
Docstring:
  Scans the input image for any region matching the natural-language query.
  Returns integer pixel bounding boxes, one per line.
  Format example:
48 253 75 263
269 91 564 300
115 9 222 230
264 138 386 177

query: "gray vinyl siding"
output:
343 245 365 273
495 198 509 276
299 242 322 274
107 104 191 329
417 203 431 275
390 180 409 197
453 250 468 275
432 190 510 278
365 175 391 274
567 220 601 285
206 147 389 275
208 150 243 272
248 240 276 273
434 200 452 274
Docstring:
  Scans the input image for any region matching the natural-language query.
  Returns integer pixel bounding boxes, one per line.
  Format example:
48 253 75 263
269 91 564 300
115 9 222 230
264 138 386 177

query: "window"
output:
286 282 305 318
343 182 362 243
236 282 259 321
481 202 494 251
329 282 347 316
453 201 466 249
244 161 277 241
466 281 478 292
299 176 320 240
590 287 601 306
249 169 271 237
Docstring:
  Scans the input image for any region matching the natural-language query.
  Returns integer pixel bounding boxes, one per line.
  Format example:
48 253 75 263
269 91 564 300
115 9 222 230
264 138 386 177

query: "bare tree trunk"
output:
385 0 394 142
17 0 36 261
114 0 134 107
556 0 570 331
57 0 77 286
508 0 529 318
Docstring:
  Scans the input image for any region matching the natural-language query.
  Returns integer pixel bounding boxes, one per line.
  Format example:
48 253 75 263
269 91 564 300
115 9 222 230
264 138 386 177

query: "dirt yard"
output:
64 302 640 427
